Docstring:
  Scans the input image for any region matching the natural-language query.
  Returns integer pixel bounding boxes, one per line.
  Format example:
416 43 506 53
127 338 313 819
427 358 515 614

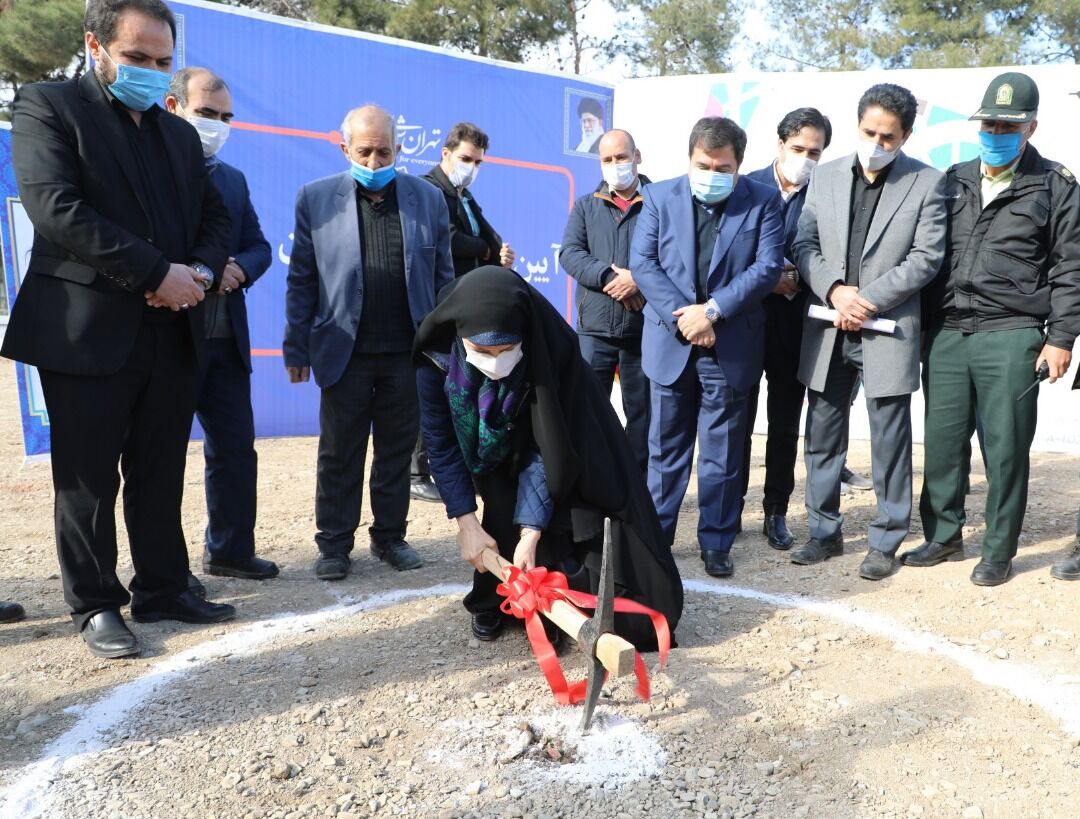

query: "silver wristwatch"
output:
703 299 721 324
190 262 214 291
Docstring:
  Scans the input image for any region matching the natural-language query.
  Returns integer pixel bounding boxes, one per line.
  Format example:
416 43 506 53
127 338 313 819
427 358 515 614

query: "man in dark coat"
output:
909 72 1080 586
1 0 236 659
740 108 831 551
165 66 278 583
561 128 651 472
411 122 516 503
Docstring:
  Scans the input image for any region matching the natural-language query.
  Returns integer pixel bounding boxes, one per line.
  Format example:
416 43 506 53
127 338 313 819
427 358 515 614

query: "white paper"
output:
808 304 896 334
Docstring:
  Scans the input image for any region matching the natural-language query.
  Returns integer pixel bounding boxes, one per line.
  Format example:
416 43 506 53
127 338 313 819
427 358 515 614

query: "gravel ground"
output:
0 362 1078 819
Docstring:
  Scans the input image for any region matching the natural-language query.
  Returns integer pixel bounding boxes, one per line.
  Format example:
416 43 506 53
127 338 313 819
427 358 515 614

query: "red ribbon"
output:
495 564 670 706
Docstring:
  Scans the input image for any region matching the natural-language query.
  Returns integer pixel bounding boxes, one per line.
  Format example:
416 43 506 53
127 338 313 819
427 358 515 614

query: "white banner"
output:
613 65 1080 453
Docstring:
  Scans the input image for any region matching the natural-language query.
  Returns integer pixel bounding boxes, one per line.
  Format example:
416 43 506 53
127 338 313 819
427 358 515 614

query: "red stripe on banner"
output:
228 122 579 323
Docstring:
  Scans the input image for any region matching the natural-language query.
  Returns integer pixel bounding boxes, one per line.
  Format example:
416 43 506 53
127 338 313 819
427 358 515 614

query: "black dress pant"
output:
741 292 807 515
39 317 197 629
463 457 578 614
314 351 417 555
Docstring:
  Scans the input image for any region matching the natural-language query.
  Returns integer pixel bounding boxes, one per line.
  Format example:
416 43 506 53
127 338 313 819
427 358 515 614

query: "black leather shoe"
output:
204 554 280 580
701 550 734 577
970 559 1012 587
0 600 25 624
131 591 236 624
764 514 794 550
790 537 844 565
900 537 964 567
410 477 442 503
81 610 139 658
314 553 351 580
371 540 423 571
858 549 897 580
186 572 207 599
1050 546 1080 581
471 610 504 641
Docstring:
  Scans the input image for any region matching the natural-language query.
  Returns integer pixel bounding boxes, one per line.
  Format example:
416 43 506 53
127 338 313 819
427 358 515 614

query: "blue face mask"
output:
978 130 1025 168
350 161 396 191
689 168 735 204
100 47 170 112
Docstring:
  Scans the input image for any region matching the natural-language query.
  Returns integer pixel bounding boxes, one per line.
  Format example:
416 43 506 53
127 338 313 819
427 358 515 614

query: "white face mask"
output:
188 115 230 158
778 152 816 188
448 159 480 189
856 138 898 172
465 343 523 381
602 161 637 192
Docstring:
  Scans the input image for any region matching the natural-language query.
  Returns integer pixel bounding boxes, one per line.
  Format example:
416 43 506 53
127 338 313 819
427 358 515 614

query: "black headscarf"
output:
414 267 683 650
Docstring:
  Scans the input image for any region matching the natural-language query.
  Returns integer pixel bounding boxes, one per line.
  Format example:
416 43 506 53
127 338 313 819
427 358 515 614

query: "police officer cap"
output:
970 72 1039 123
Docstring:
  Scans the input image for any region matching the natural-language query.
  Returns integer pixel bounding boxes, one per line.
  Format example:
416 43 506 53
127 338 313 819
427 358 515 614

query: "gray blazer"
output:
794 152 947 398
284 172 454 389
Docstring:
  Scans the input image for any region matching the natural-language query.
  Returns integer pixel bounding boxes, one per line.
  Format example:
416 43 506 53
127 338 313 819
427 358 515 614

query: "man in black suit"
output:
165 67 278 584
411 122 514 502
1 0 236 659
740 108 831 550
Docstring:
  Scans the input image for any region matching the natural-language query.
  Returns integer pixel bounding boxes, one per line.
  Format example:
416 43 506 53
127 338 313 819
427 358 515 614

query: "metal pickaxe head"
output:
577 518 615 732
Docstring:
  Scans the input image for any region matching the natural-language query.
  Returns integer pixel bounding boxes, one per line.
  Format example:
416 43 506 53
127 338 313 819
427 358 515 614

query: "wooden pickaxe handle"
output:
480 548 636 677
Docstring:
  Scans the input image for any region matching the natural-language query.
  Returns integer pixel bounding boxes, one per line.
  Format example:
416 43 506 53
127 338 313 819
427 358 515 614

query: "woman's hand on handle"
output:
456 513 497 572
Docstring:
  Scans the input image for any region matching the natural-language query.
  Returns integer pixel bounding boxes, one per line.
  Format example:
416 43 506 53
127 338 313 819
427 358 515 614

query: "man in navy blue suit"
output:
740 108 832 552
284 105 454 580
631 117 784 578
165 68 278 584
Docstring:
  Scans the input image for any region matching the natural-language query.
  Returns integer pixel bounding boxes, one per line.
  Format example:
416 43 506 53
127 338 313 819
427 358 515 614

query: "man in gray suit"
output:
791 83 947 580
284 105 454 580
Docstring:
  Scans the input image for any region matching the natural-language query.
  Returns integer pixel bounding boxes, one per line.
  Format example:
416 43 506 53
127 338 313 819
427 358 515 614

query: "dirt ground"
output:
0 361 1078 819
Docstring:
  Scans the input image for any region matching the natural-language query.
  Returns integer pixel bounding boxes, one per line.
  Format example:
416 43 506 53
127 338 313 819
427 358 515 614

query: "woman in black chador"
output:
412 266 682 650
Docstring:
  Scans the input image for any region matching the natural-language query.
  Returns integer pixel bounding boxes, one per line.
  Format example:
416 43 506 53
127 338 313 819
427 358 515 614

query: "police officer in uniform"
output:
905 72 1080 586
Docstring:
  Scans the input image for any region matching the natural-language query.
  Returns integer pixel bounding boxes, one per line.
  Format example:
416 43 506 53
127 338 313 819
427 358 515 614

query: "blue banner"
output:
0 0 613 456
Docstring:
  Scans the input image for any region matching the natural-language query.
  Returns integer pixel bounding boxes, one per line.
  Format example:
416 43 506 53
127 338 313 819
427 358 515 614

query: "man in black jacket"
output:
412 122 515 502
907 72 1080 586
560 129 650 471
740 108 831 551
1 0 236 658
165 67 278 585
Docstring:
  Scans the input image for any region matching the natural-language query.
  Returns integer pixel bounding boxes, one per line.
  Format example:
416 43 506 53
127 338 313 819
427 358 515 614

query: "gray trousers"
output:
804 335 912 554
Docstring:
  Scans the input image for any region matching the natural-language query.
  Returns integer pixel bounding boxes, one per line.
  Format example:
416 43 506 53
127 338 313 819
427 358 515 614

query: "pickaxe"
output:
480 519 631 731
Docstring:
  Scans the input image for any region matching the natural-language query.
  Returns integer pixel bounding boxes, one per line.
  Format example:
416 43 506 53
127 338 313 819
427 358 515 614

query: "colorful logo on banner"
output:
702 81 978 172
922 103 980 169
704 80 761 128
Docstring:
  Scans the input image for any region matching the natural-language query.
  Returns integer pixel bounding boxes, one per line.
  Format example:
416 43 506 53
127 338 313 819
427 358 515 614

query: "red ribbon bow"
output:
496 564 670 705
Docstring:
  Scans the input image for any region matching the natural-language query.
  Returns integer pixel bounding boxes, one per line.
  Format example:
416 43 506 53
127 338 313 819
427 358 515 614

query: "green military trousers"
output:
919 327 1043 563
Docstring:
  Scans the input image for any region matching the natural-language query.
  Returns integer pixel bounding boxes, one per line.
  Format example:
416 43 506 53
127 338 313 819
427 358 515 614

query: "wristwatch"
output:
190 262 214 291
703 299 722 324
